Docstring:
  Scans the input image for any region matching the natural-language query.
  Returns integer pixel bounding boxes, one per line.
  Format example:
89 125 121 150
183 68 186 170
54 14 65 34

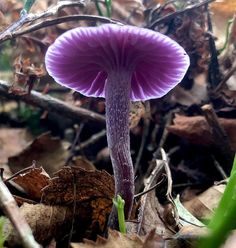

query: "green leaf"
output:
174 195 205 227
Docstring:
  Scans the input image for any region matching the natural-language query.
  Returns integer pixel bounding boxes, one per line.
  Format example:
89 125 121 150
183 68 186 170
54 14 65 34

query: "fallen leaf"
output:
13 56 45 92
68 156 96 171
3 203 77 246
137 159 173 237
42 167 115 232
72 228 165 248
71 229 144 248
129 101 145 129
8 132 70 175
12 167 50 200
167 115 236 150
0 128 32 165
184 184 225 221
165 225 207 248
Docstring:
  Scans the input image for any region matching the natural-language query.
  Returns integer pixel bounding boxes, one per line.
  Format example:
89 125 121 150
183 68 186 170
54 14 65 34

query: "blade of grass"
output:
94 0 104 16
200 154 236 248
105 0 112 17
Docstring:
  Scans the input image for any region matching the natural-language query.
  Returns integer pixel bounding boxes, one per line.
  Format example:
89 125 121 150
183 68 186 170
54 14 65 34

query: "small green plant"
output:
113 195 126 233
94 0 112 17
200 154 236 248
21 0 36 16
218 18 234 55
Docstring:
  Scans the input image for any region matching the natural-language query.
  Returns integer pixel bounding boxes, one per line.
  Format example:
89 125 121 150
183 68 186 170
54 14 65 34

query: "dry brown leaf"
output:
138 189 166 236
71 229 143 248
3 203 76 246
12 167 50 200
184 184 225 221
13 56 46 92
68 156 96 171
167 114 236 150
165 225 207 248
112 0 145 25
42 167 115 232
72 229 164 248
211 0 236 17
137 159 175 238
0 128 32 165
8 132 70 175
129 101 145 129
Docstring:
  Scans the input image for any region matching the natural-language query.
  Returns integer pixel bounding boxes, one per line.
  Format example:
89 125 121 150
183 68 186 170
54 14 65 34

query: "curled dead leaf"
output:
167 114 236 150
8 132 69 175
184 184 225 221
42 167 115 232
3 203 76 246
12 167 50 200
0 128 32 165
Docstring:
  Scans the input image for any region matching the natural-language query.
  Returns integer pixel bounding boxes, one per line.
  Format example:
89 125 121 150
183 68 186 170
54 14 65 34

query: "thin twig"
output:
137 159 165 234
134 176 165 199
4 164 36 183
212 156 228 180
201 104 233 173
213 62 236 93
0 177 40 248
0 0 122 44
76 129 106 151
1 15 122 44
160 148 179 229
0 81 106 124
0 1 85 41
148 0 215 29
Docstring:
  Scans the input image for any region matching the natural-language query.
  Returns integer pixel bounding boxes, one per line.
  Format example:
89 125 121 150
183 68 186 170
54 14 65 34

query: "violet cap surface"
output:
45 24 190 101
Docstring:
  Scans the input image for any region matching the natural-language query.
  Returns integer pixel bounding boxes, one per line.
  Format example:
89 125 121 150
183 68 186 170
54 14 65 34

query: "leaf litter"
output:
0 0 236 247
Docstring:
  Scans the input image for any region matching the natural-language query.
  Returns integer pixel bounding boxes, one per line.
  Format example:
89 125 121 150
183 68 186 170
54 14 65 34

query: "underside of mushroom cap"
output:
45 24 190 101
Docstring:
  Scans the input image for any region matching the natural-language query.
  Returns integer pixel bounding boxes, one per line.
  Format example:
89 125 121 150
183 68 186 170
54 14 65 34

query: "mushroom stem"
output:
105 69 134 229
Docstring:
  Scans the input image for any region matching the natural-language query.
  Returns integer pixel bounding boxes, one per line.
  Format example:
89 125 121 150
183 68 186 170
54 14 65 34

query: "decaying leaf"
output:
137 159 175 238
42 167 115 232
12 167 50 200
129 101 145 129
71 229 143 248
13 56 45 93
68 156 96 171
112 0 145 25
8 132 70 175
184 183 225 221
72 228 164 248
167 114 236 150
165 225 207 248
3 203 76 246
0 128 32 165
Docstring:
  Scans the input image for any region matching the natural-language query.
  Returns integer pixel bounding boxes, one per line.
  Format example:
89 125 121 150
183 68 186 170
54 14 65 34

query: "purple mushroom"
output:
45 24 190 229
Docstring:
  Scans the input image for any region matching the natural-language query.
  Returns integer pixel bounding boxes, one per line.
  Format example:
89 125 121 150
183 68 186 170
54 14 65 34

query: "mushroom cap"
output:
45 24 190 101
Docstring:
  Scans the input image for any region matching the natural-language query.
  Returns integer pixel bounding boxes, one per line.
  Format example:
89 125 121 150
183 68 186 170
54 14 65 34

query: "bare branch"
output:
0 80 106 124
0 177 40 248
